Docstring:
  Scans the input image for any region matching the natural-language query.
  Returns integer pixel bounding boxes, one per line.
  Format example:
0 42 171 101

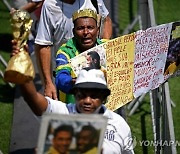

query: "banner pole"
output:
162 82 177 154
2 0 12 11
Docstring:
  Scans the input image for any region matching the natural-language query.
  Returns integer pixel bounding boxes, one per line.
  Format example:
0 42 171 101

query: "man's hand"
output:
44 81 58 100
10 8 16 15
11 40 29 57
71 78 76 84
11 40 19 56
35 44 58 100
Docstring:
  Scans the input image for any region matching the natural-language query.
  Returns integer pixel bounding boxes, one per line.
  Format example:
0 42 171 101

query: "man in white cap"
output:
10 36 133 152
12 67 133 153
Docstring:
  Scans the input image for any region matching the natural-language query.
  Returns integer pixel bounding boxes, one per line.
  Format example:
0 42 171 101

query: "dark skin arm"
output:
35 44 58 100
20 80 48 116
101 15 112 39
21 1 43 13
10 1 43 15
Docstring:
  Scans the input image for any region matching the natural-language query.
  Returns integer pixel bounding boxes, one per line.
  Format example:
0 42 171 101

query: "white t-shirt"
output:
45 97 134 154
11 0 42 9
35 0 109 53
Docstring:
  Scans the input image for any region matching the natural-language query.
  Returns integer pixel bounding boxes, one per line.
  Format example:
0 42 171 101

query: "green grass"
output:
0 0 180 154
0 93 14 154
126 77 180 153
127 100 154 153
0 83 14 154
169 77 180 152
0 1 14 154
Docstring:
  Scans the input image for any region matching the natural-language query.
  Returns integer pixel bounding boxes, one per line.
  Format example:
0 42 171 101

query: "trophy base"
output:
4 70 34 84
4 50 35 84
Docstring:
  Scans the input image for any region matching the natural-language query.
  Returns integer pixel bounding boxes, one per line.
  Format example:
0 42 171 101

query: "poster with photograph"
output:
69 21 180 111
70 44 106 77
37 114 108 154
164 22 180 80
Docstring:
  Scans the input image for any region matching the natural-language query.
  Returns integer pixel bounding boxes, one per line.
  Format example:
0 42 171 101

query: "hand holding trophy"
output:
4 10 35 84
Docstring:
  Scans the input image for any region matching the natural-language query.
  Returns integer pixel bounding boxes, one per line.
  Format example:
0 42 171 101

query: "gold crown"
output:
72 9 97 21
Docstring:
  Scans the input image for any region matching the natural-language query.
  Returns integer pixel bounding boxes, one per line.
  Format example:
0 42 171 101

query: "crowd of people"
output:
9 0 134 153
34 0 112 100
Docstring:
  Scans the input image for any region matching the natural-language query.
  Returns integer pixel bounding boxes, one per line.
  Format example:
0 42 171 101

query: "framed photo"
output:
37 114 108 154
70 44 106 76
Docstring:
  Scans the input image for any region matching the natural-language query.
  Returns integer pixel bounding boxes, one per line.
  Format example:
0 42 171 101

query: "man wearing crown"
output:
55 9 108 103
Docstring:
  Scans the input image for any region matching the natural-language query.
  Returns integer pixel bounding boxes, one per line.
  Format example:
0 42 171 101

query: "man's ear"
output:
101 94 108 104
52 137 56 145
73 88 78 98
94 59 97 64
73 28 75 36
92 136 98 145
96 26 100 38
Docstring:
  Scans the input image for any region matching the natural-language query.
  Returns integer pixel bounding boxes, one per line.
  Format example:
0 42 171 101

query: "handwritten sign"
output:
70 22 180 111
105 34 135 110
133 23 172 97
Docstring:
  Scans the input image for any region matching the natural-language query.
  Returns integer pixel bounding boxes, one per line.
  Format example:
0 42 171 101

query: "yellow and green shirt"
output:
55 37 107 103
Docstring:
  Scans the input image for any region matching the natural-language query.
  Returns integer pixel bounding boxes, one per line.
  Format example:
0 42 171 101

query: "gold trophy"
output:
4 10 35 84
